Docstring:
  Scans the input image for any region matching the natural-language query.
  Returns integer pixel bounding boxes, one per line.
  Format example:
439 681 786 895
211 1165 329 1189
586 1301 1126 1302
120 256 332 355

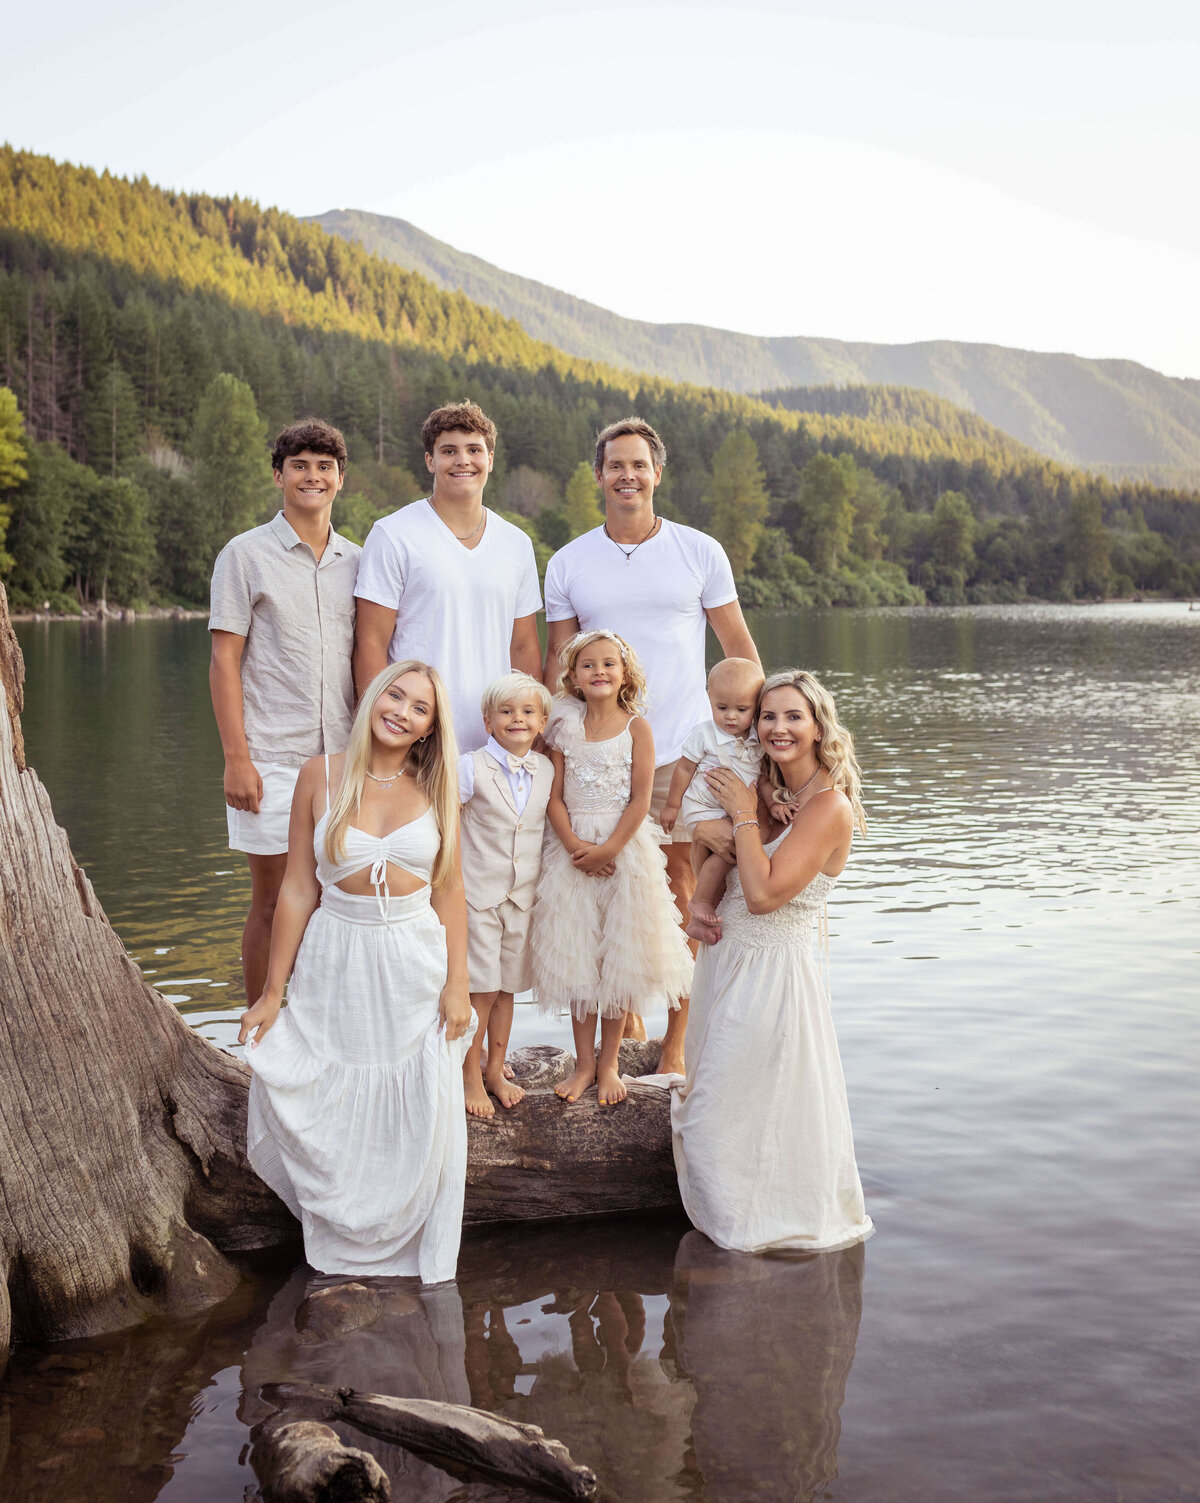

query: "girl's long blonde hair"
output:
555 629 648 717
759 669 866 834
325 660 460 888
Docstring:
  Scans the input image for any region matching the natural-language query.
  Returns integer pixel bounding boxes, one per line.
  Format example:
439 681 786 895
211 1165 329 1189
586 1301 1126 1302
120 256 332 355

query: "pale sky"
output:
5 1 1199 376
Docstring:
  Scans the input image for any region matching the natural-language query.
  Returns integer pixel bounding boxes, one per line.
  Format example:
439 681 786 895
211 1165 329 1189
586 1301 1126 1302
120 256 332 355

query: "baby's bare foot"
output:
555 1062 597 1103
485 1060 525 1109
687 896 718 923
685 915 722 945
463 1061 496 1119
597 1066 628 1106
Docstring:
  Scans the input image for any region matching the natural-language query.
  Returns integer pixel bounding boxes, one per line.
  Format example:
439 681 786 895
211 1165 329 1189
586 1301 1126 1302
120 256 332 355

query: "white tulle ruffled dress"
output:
246 780 473 1284
531 698 693 1021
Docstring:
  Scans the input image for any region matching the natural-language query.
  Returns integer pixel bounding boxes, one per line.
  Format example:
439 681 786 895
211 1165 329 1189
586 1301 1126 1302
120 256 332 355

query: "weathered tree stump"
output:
0 583 296 1375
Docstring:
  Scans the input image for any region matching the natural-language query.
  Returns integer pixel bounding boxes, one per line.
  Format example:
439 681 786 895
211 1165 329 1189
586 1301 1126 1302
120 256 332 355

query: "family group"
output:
210 402 873 1285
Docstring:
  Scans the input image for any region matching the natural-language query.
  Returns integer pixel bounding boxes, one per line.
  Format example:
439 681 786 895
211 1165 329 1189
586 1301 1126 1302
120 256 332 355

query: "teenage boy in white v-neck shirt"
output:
542 417 760 1077
353 403 543 752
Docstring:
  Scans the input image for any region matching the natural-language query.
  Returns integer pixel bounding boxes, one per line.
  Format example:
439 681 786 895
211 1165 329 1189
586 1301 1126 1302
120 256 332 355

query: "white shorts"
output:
466 899 533 995
649 762 692 845
226 761 299 856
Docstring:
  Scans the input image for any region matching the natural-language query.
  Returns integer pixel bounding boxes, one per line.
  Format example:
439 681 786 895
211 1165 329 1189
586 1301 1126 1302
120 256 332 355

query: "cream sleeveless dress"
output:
247 763 473 1284
672 824 873 1253
531 698 693 1020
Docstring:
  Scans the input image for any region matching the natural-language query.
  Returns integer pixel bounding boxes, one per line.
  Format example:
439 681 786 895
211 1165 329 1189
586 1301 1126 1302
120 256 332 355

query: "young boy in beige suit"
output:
457 672 553 1117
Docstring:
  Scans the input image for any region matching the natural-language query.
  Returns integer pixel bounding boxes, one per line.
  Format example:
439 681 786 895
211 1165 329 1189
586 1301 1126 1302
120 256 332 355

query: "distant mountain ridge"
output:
312 207 1200 486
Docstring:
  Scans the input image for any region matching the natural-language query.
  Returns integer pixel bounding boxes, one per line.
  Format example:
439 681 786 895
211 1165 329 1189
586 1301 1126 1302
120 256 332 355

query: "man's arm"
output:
353 600 396 699
705 599 760 667
209 630 262 813
543 615 579 689
510 612 542 679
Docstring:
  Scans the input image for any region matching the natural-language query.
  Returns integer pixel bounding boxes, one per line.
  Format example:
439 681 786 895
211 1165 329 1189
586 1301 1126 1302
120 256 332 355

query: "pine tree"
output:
794 452 857 574
0 386 28 573
560 461 603 539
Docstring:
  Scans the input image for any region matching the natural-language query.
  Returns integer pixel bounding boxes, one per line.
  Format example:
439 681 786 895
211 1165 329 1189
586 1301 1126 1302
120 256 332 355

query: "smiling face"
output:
485 694 548 757
371 669 437 755
274 448 344 517
571 638 626 706
595 433 662 521
757 685 822 772
425 427 493 503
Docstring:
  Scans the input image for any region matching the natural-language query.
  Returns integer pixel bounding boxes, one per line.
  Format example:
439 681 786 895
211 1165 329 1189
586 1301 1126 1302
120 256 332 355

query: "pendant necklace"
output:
366 768 402 790
604 516 660 565
782 763 825 806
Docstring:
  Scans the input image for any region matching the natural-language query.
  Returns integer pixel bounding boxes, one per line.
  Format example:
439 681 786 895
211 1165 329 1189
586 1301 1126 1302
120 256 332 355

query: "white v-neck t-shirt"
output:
355 499 542 752
544 519 737 765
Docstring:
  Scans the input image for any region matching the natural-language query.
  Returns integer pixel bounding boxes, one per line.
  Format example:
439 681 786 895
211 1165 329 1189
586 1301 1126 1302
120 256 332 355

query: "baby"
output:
660 657 791 943
458 672 553 1117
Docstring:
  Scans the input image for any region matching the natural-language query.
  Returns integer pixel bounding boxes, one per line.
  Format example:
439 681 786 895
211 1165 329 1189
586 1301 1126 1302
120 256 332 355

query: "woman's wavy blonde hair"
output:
758 669 866 834
555 629 648 717
325 660 460 888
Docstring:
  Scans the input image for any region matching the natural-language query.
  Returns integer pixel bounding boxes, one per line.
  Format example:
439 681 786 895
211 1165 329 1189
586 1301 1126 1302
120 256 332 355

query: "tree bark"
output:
0 583 296 1374
251 1418 390 1503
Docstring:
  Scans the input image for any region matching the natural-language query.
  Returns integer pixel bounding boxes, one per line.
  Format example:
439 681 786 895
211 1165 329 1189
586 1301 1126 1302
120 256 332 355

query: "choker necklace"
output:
366 767 403 790
604 516 660 564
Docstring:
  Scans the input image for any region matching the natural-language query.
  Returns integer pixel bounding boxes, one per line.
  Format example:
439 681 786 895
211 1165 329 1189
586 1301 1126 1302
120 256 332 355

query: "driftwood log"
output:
0 584 679 1375
259 1382 598 1501
251 1418 390 1503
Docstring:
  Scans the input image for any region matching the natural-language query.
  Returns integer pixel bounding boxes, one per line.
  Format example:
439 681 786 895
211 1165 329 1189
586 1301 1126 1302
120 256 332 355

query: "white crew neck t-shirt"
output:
355 499 542 752
543 519 738 766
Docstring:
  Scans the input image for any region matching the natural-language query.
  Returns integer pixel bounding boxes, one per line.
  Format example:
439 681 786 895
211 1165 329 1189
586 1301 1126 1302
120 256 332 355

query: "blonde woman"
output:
238 661 473 1283
531 630 692 1106
671 669 874 1253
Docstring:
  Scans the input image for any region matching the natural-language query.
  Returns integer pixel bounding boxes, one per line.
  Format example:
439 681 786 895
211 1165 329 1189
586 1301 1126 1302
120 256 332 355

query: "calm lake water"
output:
4 604 1198 1502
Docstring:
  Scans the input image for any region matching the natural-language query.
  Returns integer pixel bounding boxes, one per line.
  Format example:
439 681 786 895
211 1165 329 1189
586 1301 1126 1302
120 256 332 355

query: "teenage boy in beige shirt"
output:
208 419 361 1002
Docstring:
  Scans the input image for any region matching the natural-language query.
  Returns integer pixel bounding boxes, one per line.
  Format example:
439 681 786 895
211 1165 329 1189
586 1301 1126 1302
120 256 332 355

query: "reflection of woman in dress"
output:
672 669 873 1253
238 661 473 1284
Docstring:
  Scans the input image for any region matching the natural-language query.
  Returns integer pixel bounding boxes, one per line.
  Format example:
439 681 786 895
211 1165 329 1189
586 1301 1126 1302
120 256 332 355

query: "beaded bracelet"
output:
731 817 759 835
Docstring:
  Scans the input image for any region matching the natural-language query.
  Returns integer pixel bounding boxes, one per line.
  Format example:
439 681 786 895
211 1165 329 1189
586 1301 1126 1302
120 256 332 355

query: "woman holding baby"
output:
670 667 874 1255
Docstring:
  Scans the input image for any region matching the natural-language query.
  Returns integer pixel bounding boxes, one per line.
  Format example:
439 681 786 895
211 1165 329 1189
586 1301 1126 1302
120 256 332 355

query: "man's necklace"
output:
604 516 660 564
451 510 486 542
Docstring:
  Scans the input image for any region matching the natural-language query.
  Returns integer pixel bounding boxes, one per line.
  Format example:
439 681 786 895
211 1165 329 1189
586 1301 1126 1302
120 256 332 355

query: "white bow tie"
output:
505 752 539 775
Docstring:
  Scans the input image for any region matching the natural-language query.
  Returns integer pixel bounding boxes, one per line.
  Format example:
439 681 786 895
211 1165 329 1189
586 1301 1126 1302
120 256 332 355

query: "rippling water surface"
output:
5 604 1198 1501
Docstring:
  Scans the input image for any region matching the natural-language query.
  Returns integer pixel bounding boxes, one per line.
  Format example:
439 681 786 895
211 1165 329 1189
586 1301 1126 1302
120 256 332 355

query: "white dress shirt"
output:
458 736 537 814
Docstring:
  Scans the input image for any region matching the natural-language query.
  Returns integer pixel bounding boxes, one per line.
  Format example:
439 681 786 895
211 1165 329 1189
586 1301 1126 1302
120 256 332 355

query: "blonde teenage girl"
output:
238 661 473 1284
532 630 693 1106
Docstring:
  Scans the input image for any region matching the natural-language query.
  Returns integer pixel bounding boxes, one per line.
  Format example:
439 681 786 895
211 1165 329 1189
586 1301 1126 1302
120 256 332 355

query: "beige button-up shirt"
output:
208 512 361 766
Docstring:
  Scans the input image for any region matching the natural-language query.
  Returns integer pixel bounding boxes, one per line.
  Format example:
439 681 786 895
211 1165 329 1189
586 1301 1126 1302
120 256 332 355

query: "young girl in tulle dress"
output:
532 630 693 1106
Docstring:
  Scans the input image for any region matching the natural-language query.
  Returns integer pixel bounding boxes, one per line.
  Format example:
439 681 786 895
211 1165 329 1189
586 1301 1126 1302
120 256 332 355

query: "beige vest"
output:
460 749 554 912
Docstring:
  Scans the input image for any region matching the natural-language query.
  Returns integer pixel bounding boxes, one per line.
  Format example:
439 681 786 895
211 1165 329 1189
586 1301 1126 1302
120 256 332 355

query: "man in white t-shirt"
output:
543 417 760 1075
354 402 543 752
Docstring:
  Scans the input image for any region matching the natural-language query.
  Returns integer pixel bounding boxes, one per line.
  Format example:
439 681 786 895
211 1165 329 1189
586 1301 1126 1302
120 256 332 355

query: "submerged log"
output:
261 1381 598 1501
0 583 296 1375
251 1418 390 1503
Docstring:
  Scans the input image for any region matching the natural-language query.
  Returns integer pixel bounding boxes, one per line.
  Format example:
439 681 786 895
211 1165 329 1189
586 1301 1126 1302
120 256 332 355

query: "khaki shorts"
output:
466 899 533 995
649 762 692 844
226 761 299 856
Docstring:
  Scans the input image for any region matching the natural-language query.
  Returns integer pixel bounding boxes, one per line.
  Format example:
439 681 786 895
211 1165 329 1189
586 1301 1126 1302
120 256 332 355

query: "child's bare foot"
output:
622 1012 647 1042
685 914 722 945
687 895 718 924
597 1065 628 1105
555 1061 597 1103
502 1061 515 1080
463 1061 496 1119
484 1058 525 1109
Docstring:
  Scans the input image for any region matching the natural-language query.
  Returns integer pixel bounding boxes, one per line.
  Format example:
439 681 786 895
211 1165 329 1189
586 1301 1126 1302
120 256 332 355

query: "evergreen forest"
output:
1 146 1198 613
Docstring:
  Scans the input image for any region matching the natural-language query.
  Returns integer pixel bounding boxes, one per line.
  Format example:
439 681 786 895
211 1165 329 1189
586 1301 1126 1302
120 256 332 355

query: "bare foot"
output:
685 915 721 945
687 895 718 924
622 1012 647 1042
555 1061 597 1103
502 1061 515 1080
464 1061 496 1119
597 1065 628 1105
657 1046 685 1077
484 1059 525 1109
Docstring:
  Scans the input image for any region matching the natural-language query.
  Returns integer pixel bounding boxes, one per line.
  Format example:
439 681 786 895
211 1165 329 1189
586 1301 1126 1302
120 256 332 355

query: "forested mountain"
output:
313 207 1200 484
1 146 1197 614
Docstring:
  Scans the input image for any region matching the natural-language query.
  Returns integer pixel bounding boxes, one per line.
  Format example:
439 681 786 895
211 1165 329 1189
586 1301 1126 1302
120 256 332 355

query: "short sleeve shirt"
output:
208 512 361 766
355 500 542 753
680 719 763 783
544 520 738 765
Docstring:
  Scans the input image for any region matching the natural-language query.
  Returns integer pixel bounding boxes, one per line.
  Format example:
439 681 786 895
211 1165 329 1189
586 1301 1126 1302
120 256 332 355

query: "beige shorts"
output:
226 761 299 856
466 899 533 995
650 762 692 844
